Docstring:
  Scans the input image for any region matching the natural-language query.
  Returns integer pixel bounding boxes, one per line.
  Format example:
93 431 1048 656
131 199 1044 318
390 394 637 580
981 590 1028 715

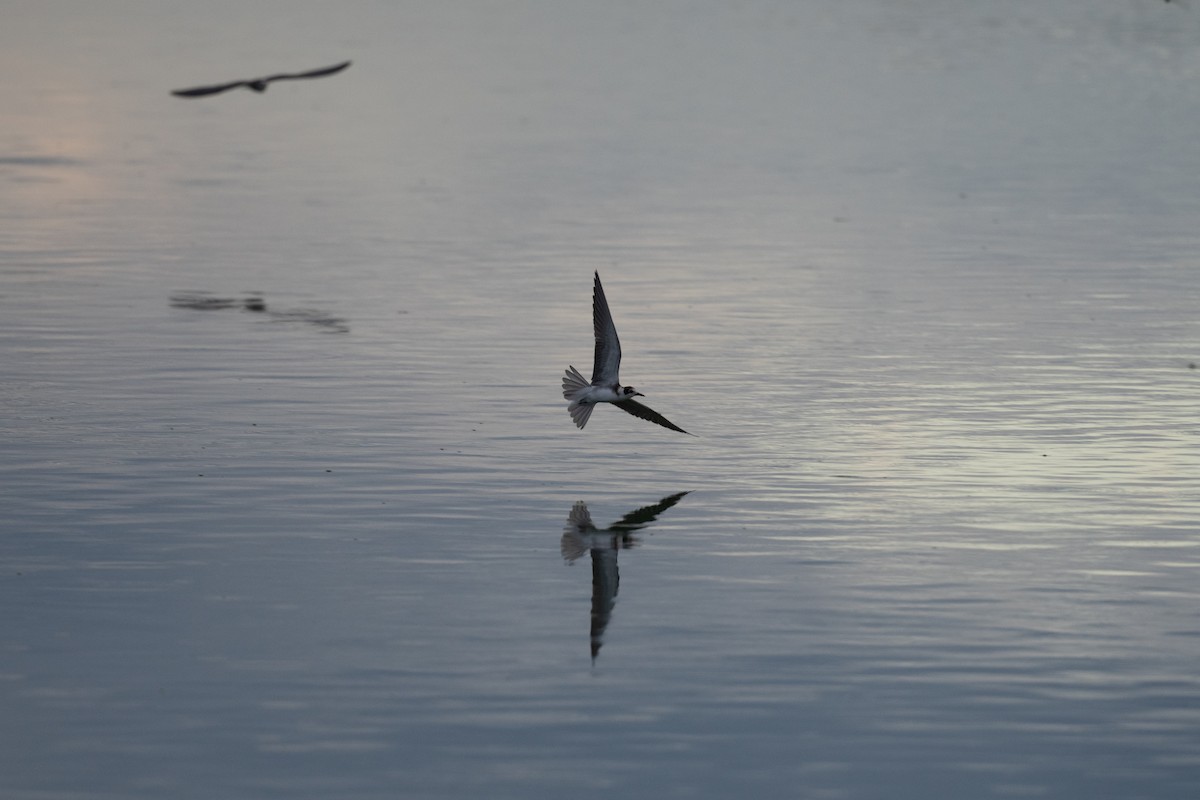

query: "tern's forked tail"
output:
562 366 595 429
562 365 590 401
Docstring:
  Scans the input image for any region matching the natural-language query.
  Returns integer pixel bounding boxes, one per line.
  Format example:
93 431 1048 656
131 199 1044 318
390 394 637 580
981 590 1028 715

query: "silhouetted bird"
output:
171 60 351 98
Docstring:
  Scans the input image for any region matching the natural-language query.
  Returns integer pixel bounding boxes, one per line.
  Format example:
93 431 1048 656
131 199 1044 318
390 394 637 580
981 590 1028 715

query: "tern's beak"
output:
633 391 644 397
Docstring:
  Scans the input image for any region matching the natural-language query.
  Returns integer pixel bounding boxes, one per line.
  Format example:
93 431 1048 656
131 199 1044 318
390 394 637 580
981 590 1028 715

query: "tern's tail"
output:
562 366 595 429
562 365 590 400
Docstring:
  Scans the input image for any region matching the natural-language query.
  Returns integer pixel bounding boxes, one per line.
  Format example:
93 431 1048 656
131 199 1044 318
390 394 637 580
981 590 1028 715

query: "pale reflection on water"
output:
170 291 350 333
3 1 1200 799
560 492 691 661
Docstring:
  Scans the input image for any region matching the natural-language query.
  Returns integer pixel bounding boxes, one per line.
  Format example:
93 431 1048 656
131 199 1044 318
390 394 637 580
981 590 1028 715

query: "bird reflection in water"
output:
170 291 349 333
560 492 690 662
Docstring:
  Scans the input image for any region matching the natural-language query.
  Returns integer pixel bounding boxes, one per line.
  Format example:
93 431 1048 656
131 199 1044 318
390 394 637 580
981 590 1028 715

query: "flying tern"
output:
171 60 351 98
562 272 690 434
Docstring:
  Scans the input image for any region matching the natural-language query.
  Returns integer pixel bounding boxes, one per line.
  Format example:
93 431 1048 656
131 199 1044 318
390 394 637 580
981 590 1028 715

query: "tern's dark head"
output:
622 386 644 398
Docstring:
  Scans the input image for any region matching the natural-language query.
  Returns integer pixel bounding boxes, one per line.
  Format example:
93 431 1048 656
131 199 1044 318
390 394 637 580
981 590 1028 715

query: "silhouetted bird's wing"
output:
258 60 351 84
171 80 254 98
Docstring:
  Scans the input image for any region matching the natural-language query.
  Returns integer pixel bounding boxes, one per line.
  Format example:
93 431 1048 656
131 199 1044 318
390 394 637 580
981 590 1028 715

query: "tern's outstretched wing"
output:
591 271 622 384
613 398 691 435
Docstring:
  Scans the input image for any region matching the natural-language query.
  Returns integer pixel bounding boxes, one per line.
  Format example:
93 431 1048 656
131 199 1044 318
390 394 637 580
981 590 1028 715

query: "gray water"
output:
3 2 1200 798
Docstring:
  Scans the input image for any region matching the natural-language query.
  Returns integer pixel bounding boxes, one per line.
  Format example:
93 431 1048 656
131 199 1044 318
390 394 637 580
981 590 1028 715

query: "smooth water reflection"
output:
560 492 691 660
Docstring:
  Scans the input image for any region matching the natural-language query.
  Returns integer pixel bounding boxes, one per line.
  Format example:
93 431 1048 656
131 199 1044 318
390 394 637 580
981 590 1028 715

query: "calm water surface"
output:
3 2 1199 798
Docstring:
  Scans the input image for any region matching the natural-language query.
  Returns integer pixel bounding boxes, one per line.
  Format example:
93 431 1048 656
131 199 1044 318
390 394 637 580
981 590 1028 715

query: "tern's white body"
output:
574 384 625 404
